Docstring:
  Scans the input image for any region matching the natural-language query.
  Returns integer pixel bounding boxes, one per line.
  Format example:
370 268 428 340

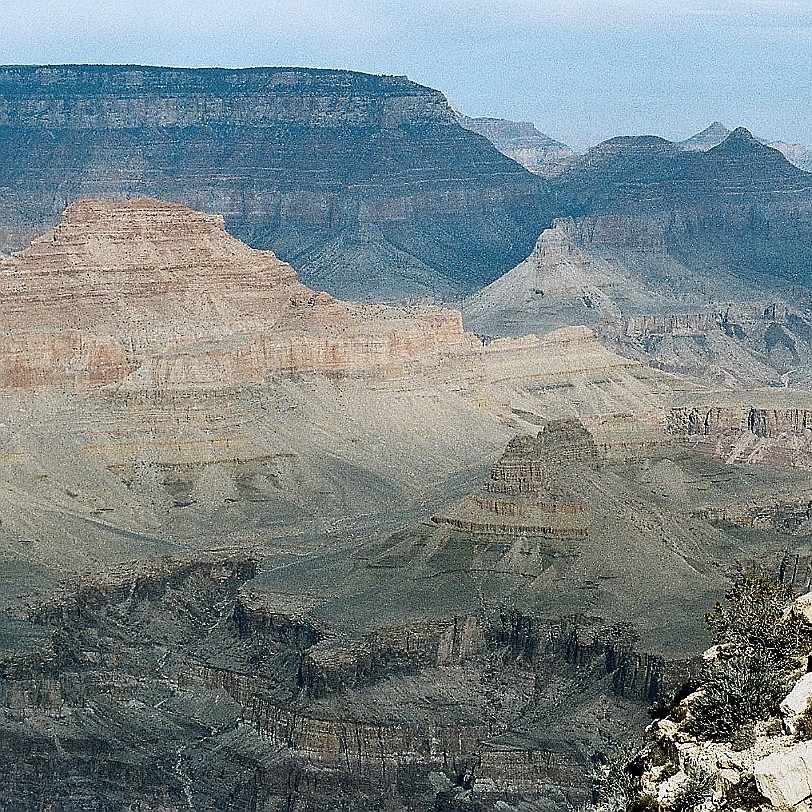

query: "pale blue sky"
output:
2 0 810 149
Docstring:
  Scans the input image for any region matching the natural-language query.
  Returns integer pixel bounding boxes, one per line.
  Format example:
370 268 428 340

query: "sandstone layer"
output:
0 198 479 389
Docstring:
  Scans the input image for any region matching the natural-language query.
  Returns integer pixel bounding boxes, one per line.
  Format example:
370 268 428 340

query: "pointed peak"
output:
711 127 765 155
680 122 731 150
700 121 730 137
727 126 758 142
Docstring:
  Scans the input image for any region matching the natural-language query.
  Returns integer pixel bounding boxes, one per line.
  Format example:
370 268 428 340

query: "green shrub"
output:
659 762 679 780
688 652 791 740
705 573 806 657
591 744 641 812
669 704 688 723
686 573 809 741
764 716 784 737
730 722 757 751
672 767 714 812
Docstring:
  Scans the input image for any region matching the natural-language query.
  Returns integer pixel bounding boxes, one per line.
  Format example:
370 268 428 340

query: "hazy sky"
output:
3 0 811 149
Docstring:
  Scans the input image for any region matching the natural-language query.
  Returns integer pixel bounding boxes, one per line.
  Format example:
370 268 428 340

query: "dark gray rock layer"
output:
0 65 552 300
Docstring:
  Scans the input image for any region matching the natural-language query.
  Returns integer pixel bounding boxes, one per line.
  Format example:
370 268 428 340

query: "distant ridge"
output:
0 64 553 301
679 121 731 150
456 113 576 176
465 125 812 385
680 120 812 172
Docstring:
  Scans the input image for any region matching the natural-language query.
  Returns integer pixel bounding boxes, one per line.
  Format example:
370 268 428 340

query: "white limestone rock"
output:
781 673 812 734
754 741 812 807
796 592 812 626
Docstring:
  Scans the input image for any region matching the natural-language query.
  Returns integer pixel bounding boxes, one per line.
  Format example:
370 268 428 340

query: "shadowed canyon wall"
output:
0 65 552 300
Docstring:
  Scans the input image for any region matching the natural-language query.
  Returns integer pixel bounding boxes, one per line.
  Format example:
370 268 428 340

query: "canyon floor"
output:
3 201 812 810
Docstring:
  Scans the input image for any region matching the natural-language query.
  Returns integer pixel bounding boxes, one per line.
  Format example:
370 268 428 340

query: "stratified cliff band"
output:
0 64 552 300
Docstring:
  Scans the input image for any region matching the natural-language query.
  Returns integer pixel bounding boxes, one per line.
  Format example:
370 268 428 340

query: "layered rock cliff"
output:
0 198 480 389
432 420 598 539
667 398 812 470
457 114 577 177
464 129 812 386
0 65 552 300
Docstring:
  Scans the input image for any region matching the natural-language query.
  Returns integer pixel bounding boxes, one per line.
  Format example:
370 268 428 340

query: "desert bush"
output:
705 573 806 658
688 651 791 740
764 716 783 737
669 704 688 723
730 722 757 751
591 745 641 812
686 573 809 741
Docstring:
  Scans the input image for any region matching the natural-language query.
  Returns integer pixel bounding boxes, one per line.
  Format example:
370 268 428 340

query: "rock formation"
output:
464 129 812 386
624 588 812 812
667 398 812 470
0 65 553 300
0 198 480 389
432 420 598 539
680 122 812 173
457 113 577 176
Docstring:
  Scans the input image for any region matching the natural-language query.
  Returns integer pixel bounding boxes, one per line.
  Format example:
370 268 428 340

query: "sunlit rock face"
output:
0 198 481 390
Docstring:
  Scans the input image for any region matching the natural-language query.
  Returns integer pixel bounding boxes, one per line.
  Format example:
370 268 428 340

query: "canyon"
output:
0 65 552 301
464 128 812 387
3 198 812 808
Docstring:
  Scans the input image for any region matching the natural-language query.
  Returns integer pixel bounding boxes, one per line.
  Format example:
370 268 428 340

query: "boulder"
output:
795 591 812 626
781 673 812 734
754 741 812 807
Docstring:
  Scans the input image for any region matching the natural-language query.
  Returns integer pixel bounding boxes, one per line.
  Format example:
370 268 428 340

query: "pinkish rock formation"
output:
0 198 480 389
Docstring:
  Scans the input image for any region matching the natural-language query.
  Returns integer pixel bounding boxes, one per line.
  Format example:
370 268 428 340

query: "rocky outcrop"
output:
0 65 552 300
667 402 812 469
432 420 598 539
667 405 812 439
619 586 812 812
457 114 576 177
0 198 482 389
754 742 812 807
780 674 812 736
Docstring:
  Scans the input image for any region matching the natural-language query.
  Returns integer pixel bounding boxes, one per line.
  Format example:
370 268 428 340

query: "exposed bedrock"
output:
668 406 812 438
0 556 693 810
432 419 599 539
666 403 812 469
0 198 482 390
0 65 552 300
